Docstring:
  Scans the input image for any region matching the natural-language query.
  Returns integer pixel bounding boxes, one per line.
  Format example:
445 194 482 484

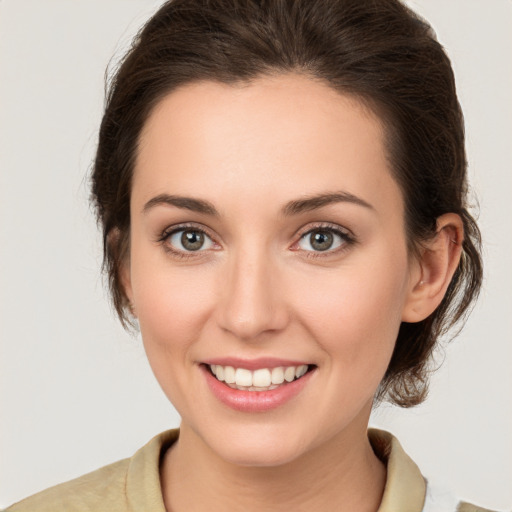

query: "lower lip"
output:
201 365 314 413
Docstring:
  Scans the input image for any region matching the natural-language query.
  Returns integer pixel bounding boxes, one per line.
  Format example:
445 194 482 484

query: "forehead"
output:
134 73 402 216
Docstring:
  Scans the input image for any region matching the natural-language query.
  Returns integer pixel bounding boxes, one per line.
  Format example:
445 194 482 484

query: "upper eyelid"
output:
161 222 216 240
295 222 354 239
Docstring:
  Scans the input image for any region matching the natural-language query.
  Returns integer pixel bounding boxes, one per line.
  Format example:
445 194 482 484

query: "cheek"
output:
292 249 409 369
130 257 219 412
129 245 217 358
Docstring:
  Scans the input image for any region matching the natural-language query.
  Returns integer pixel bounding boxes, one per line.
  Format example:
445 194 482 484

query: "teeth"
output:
284 366 295 382
235 368 253 387
271 367 285 384
253 369 271 387
224 366 235 384
295 365 308 378
209 364 309 390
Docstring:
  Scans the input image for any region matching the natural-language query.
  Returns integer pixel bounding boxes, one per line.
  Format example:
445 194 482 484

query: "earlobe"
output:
402 213 464 323
120 260 136 318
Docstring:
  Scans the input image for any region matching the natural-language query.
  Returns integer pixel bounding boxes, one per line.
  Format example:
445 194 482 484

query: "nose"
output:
215 246 289 341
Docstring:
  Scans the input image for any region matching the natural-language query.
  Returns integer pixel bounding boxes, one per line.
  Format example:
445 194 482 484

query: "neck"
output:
160 420 386 512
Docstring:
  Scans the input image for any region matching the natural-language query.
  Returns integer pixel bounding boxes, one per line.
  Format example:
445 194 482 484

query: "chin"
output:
197 421 316 468
217 439 304 468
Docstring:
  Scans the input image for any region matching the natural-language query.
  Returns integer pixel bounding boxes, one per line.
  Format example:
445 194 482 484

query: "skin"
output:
122 73 463 511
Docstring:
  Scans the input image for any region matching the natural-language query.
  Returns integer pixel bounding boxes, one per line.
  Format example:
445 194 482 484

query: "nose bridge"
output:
217 241 287 340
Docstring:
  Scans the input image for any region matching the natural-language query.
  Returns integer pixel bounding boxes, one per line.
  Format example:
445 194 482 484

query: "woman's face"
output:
125 74 420 466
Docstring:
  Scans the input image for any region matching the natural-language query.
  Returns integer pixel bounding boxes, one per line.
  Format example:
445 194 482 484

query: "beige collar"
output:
125 428 426 512
126 429 177 511
369 428 426 512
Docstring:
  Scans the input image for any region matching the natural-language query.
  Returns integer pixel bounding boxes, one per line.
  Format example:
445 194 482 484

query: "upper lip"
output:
201 357 312 371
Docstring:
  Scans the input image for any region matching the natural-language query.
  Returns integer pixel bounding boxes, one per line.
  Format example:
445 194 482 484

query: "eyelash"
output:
156 222 357 260
157 223 219 260
293 223 357 259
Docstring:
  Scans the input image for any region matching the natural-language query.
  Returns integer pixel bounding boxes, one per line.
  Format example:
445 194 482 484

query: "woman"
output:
2 0 502 511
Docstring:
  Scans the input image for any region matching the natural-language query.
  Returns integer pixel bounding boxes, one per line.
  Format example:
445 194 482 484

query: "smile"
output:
209 364 309 391
202 358 316 412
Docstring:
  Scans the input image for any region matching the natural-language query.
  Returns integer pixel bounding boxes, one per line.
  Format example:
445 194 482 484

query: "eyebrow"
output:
282 191 374 216
143 194 219 216
142 190 374 217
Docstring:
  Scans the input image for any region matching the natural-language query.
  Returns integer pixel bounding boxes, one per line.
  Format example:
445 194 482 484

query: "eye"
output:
297 228 348 252
167 228 215 252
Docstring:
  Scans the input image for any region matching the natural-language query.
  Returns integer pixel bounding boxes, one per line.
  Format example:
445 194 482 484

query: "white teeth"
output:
295 364 308 378
235 368 253 387
252 368 271 387
224 366 235 384
209 364 310 390
271 367 285 385
284 366 296 382
248 385 279 391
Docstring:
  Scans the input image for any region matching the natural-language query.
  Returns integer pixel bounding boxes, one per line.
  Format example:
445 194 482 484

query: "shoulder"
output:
3 430 179 512
368 429 502 512
457 503 501 512
424 478 500 512
4 458 131 512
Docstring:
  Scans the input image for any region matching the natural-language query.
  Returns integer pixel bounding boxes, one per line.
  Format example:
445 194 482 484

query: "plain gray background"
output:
1 0 511 509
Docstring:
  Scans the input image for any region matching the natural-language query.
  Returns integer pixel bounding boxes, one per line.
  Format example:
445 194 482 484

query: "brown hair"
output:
91 0 482 407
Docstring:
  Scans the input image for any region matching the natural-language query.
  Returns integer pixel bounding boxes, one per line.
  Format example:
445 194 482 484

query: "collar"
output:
125 428 426 512
126 429 178 511
369 428 426 512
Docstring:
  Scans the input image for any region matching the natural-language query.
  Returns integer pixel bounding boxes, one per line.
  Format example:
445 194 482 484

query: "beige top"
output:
4 429 494 512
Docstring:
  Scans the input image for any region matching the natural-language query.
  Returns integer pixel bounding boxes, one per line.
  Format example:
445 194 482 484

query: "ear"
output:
402 213 464 322
120 258 136 318
109 228 136 318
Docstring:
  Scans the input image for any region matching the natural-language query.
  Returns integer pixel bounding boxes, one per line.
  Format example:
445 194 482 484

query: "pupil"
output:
181 231 204 251
311 231 333 251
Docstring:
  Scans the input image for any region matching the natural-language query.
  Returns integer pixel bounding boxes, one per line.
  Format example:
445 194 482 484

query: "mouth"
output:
206 363 315 392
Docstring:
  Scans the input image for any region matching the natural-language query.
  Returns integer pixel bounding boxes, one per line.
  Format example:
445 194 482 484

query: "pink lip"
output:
202 357 311 371
201 364 315 413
